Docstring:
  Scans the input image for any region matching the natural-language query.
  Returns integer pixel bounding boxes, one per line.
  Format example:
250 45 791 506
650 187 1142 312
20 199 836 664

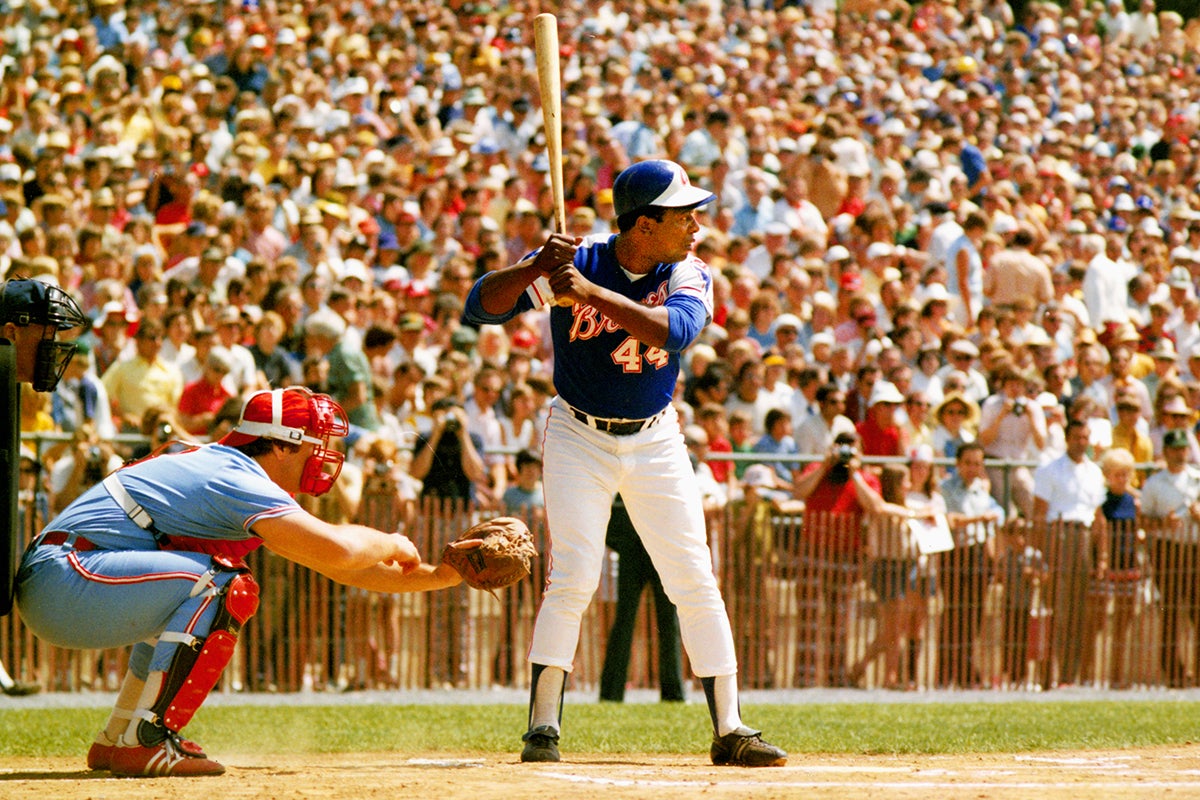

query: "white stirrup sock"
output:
529 665 566 733
102 670 146 743
120 671 164 747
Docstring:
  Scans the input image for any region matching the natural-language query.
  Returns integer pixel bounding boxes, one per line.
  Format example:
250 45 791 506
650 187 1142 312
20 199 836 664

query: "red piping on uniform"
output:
67 552 203 585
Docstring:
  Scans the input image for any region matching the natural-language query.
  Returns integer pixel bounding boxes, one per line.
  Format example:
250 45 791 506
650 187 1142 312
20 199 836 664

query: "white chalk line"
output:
543 772 1200 791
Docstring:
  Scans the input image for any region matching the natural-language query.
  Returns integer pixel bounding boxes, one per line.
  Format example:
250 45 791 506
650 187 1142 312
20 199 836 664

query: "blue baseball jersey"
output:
28 444 302 559
465 233 713 419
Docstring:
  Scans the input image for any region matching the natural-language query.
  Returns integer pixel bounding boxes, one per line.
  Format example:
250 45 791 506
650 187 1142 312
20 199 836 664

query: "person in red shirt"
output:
793 431 894 686
177 349 236 436
857 380 909 458
696 403 734 484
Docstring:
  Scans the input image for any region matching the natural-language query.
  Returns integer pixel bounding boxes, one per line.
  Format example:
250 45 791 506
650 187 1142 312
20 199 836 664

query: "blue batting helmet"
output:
612 160 715 219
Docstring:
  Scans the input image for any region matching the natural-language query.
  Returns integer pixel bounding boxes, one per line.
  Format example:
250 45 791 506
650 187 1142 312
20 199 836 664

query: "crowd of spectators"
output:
7 0 1200 530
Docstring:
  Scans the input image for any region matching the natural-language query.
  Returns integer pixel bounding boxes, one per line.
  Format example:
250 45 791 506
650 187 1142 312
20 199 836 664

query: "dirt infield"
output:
2 747 1199 799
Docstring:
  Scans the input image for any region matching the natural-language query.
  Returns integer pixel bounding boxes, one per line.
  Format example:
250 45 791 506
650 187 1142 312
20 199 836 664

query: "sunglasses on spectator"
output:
942 408 967 416
855 315 876 325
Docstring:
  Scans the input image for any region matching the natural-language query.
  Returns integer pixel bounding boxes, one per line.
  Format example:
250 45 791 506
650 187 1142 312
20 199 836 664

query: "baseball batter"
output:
464 160 786 767
15 387 463 777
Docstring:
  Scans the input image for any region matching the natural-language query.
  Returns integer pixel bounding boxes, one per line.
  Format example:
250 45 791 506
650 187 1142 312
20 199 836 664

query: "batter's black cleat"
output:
1 680 40 697
710 727 788 767
520 725 561 762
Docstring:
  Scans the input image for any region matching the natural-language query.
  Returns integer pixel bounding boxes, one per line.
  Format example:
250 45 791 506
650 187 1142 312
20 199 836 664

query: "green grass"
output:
2 702 1199 758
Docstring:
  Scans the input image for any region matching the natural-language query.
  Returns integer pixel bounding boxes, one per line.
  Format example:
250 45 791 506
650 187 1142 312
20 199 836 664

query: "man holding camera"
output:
409 396 487 501
978 365 1046 519
793 431 889 686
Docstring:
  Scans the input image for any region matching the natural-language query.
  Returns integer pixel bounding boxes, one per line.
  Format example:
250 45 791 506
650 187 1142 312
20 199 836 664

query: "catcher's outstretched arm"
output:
255 510 421 573
321 560 464 594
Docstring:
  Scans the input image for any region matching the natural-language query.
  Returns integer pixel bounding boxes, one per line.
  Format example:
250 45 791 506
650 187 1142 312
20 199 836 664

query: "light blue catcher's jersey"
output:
465 233 713 420
36 445 301 556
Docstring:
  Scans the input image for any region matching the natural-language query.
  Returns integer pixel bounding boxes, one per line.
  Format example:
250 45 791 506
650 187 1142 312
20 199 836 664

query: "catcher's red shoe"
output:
109 735 225 777
88 734 207 771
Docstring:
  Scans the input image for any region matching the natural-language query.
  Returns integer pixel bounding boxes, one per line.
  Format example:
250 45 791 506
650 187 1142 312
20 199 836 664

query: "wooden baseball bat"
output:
533 13 572 308
534 13 566 236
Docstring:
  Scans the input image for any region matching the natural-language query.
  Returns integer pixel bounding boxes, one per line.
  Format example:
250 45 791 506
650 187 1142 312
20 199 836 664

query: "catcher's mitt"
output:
441 516 537 594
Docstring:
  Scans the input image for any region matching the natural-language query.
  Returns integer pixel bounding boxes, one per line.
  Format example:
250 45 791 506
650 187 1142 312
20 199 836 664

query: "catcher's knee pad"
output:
145 566 260 739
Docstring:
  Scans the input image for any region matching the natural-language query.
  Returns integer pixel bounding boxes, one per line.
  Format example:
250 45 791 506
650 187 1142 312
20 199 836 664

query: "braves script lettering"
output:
567 281 669 341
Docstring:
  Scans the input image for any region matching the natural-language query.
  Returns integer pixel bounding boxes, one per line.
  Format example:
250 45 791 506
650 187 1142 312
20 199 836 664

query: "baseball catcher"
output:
441 516 537 595
15 387 463 777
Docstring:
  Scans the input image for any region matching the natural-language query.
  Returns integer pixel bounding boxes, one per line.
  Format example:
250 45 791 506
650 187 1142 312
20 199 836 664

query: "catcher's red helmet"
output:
220 386 349 495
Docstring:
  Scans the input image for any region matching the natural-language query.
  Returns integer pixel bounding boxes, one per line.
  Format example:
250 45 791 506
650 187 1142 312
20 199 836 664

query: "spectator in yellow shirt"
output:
101 319 184 432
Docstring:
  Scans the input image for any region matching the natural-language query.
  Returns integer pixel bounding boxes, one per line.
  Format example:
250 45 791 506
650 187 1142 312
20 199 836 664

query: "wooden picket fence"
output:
1 483 1194 694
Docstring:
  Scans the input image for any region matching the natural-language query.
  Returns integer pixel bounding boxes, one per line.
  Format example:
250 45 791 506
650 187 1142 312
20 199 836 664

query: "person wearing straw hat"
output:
930 392 981 464
979 364 1046 519
1151 393 1200 462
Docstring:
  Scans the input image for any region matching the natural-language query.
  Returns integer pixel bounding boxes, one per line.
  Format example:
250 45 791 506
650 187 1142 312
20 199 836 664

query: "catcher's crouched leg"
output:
112 560 260 778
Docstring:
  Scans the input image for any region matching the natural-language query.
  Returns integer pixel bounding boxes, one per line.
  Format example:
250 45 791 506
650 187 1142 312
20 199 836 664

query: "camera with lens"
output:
835 444 856 465
1011 398 1027 417
432 397 462 434
83 444 105 484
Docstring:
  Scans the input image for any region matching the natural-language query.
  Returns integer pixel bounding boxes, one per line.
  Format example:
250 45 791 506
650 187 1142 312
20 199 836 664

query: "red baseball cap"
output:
511 328 537 351
839 271 864 292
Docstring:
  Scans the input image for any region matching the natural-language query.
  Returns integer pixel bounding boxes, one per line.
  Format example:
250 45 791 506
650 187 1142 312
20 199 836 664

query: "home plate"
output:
404 758 486 768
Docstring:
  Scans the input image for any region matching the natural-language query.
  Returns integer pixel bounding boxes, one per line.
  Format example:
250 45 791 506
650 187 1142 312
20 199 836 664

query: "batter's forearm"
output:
586 290 671 348
478 259 541 316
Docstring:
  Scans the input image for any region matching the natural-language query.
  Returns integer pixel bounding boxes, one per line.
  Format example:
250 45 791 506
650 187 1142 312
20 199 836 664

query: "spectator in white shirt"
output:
795 383 856 456
1032 419 1106 686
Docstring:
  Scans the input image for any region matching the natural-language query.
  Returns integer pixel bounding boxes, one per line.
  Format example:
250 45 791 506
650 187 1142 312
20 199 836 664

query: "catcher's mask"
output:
0 279 89 392
223 386 350 495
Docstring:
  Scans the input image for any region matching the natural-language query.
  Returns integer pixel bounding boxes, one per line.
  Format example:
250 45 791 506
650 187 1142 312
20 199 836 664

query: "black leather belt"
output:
36 531 99 551
570 407 666 436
